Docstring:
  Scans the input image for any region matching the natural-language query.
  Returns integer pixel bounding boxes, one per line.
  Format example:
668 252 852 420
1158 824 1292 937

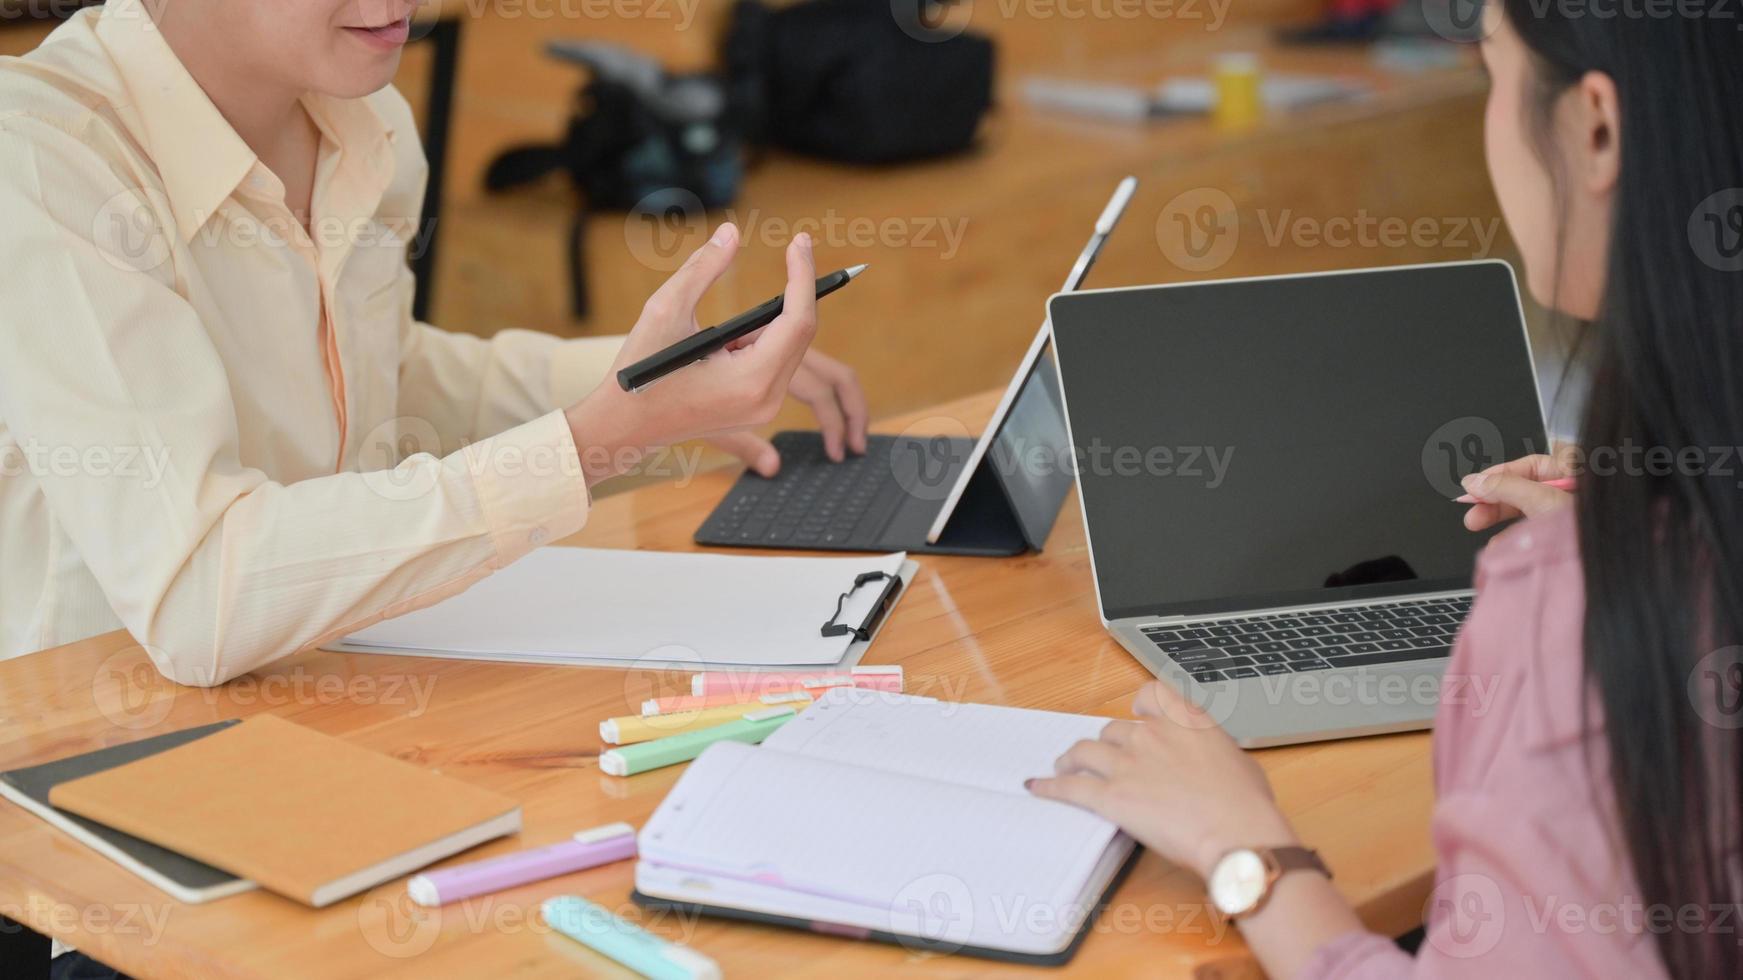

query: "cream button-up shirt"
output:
0 0 622 683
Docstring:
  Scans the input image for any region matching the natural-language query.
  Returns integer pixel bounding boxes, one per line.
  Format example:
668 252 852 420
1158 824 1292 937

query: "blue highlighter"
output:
542 895 720 980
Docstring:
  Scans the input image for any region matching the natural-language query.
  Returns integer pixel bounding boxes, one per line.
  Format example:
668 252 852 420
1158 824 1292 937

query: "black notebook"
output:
0 721 255 903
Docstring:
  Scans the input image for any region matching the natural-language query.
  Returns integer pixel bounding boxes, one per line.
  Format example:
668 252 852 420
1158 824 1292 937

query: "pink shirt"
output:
1301 506 1668 978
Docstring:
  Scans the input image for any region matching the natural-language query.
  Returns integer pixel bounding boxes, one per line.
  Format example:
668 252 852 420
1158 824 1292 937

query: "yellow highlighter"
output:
599 692 814 745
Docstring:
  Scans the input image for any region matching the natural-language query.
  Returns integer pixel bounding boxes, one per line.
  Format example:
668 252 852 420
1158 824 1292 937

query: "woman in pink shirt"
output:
1032 5 1743 978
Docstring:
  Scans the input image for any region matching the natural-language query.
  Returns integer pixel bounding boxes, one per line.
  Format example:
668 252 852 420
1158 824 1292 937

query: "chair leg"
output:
411 16 463 324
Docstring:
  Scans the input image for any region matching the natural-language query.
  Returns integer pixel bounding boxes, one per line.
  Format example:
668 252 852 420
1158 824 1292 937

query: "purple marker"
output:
407 822 637 907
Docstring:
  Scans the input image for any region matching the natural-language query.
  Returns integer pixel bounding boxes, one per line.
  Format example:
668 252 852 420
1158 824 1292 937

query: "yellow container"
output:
1213 53 1263 131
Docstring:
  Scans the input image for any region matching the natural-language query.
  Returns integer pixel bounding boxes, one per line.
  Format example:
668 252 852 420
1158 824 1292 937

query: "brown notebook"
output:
49 714 521 907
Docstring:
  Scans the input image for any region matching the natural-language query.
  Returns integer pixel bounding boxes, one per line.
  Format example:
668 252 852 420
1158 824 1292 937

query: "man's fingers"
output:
820 357 869 455
746 235 819 374
712 431 780 478
650 223 741 314
1460 471 1570 519
798 379 849 462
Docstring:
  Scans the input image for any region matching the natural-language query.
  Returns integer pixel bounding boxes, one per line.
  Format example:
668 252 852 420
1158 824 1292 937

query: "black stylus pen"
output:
616 264 869 392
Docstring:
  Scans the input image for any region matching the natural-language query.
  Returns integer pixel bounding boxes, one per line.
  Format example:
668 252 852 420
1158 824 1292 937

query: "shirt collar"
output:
93 0 398 244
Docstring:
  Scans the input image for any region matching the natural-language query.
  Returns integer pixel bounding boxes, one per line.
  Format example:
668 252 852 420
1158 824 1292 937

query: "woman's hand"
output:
1461 444 1578 531
1028 681 1297 879
706 348 868 477
565 224 833 487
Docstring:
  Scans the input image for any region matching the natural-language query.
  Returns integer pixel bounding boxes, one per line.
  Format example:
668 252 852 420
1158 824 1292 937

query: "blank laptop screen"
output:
1048 262 1548 622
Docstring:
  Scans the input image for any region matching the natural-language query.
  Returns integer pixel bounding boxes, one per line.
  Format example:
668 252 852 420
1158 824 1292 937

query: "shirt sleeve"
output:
392 260 623 453
0 116 591 686
1299 843 1611 979
1298 527 1643 979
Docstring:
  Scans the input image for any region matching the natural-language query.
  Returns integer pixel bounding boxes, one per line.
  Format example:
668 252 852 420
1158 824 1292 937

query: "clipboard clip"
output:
821 571 903 641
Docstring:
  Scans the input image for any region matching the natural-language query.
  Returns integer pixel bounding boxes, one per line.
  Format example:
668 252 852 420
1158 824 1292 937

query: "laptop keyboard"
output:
1141 595 1472 684
697 434 909 549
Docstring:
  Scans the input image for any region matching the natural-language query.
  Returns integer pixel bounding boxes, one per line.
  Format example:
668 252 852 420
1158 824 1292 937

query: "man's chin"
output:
317 54 405 101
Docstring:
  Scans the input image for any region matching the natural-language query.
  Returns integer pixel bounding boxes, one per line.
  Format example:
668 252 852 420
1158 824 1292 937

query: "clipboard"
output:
330 554 919 674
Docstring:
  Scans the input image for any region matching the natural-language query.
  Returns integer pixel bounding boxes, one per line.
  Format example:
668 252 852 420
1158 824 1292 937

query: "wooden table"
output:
0 389 1436 978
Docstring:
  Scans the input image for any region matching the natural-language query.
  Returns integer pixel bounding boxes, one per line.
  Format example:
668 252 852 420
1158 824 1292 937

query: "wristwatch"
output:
1207 845 1331 920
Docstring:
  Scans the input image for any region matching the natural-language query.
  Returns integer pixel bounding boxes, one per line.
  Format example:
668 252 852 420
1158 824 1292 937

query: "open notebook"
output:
632 691 1138 964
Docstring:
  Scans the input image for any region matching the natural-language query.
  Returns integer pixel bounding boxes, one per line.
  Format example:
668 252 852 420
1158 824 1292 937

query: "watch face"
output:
1209 849 1268 916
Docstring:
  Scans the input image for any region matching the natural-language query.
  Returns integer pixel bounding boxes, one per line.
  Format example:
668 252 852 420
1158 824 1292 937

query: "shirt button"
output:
529 528 549 547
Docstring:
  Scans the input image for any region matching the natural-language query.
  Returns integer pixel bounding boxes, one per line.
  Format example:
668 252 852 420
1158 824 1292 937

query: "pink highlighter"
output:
690 665 904 698
407 823 637 907
1454 475 1577 504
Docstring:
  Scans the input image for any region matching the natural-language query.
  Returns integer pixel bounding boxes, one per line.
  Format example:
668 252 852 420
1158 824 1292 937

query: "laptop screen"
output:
1048 262 1549 622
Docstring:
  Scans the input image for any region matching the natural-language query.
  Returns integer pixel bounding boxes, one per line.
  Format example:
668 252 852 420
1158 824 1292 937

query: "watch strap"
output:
1269 845 1331 879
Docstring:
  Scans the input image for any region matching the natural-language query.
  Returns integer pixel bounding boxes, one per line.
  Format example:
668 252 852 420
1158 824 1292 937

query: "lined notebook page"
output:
639 740 1117 951
761 691 1114 795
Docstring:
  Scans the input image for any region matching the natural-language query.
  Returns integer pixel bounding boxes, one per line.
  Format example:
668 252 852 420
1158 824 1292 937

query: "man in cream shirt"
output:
0 0 866 684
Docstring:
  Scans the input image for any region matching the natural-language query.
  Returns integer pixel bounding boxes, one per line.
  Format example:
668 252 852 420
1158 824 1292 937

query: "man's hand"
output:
564 224 826 487
706 349 868 477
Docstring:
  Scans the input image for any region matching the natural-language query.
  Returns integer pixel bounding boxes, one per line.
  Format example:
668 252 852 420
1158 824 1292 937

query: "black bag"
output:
723 0 996 164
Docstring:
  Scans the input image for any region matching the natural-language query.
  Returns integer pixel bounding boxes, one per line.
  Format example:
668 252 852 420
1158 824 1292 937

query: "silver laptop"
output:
1047 261 1548 746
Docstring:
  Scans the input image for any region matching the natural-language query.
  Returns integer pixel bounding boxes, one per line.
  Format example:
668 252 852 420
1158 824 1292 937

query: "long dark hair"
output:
1499 3 1743 976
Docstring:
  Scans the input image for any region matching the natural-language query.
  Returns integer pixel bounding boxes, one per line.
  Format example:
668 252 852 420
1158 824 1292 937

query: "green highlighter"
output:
599 706 797 777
